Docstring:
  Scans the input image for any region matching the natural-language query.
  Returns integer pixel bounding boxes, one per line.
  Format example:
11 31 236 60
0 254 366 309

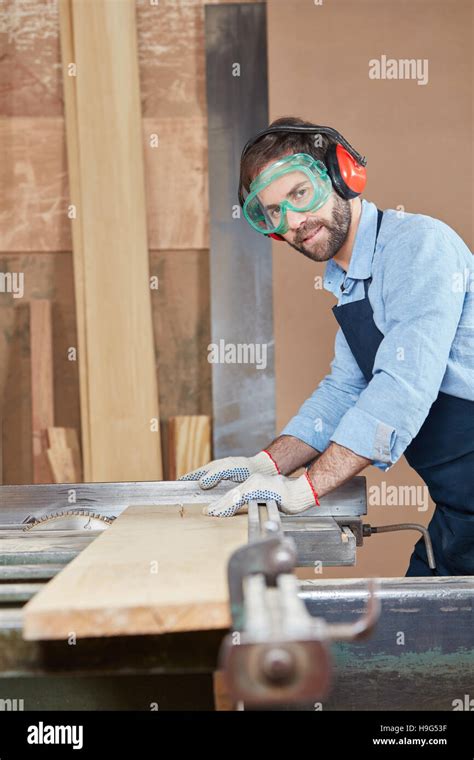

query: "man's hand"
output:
178 450 279 489
203 472 319 517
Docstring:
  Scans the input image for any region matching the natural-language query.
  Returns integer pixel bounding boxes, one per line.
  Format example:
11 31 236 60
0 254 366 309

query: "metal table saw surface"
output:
0 479 472 710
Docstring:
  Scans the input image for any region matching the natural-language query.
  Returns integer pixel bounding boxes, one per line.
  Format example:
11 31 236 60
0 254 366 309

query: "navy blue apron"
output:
333 209 474 576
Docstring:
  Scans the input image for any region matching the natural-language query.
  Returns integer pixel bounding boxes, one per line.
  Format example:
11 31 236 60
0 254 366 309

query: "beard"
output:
286 196 352 263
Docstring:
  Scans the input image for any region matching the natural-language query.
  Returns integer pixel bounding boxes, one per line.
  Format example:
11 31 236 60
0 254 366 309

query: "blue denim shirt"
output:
280 199 473 469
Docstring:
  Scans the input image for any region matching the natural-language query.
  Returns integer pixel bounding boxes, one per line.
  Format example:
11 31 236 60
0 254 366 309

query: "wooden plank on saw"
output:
23 504 247 640
59 0 162 480
30 300 54 483
205 3 276 456
168 415 211 480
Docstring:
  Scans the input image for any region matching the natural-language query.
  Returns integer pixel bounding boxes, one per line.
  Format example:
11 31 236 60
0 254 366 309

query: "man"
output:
181 117 474 576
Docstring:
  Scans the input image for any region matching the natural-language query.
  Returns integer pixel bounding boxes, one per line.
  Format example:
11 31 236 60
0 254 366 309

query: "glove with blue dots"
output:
203 472 320 517
178 451 279 489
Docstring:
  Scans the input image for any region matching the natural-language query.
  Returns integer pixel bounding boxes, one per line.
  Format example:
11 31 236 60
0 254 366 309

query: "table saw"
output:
0 477 473 710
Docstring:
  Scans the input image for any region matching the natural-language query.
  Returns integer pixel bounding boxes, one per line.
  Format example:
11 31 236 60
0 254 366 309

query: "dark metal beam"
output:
205 2 276 456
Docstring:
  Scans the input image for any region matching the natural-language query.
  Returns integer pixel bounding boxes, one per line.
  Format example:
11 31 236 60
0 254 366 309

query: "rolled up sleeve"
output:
280 328 368 451
330 224 466 468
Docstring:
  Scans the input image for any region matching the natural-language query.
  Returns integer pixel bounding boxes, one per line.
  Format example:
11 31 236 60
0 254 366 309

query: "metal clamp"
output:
221 501 381 706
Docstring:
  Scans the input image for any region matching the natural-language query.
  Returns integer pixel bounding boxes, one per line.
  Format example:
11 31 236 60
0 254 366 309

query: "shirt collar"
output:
324 199 379 295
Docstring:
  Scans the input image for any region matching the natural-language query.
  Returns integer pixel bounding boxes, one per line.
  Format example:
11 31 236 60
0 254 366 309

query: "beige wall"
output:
267 0 472 578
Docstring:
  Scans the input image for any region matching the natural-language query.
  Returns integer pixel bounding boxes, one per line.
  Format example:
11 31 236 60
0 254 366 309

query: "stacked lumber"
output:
46 427 82 483
30 301 54 483
168 415 211 479
58 0 162 481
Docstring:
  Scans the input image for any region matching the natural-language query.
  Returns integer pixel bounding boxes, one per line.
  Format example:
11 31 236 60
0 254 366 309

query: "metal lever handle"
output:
364 522 436 570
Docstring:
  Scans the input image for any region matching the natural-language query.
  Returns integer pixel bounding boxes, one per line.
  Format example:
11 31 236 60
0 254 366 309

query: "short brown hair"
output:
238 116 336 201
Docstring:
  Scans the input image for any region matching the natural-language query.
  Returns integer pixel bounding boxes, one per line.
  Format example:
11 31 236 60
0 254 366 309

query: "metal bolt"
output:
261 647 295 684
272 547 294 572
263 520 280 534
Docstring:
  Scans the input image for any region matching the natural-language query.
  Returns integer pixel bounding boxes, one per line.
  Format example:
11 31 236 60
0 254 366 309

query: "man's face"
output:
256 163 352 263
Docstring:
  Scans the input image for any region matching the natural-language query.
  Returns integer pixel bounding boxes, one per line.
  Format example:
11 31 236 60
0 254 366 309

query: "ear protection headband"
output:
238 124 367 241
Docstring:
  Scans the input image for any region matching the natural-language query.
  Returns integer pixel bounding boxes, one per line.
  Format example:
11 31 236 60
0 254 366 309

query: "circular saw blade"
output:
23 510 114 532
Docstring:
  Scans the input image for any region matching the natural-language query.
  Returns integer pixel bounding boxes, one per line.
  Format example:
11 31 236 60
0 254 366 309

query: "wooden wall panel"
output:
1 301 31 485
1 1 251 254
137 0 206 119
150 250 212 420
0 0 256 120
0 118 71 252
0 252 80 485
0 116 208 252
0 0 63 116
144 117 208 250
150 249 211 478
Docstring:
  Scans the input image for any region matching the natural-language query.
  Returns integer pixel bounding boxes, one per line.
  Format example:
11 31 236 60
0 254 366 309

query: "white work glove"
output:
203 472 320 517
178 450 279 489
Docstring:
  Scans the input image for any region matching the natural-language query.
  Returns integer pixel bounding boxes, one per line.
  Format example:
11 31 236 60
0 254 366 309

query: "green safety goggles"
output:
242 153 332 236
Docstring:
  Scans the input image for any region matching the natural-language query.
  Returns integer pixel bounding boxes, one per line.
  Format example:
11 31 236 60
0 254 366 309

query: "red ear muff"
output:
325 143 367 199
269 232 285 241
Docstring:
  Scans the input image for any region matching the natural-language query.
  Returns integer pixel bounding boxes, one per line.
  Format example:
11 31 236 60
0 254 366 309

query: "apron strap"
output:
363 208 384 295
375 207 383 238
